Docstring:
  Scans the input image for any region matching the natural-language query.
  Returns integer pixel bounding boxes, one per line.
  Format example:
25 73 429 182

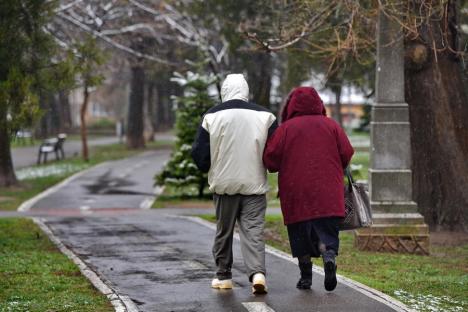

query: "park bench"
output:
37 133 67 164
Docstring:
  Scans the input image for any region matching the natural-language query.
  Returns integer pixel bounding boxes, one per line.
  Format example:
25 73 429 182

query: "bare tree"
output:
242 0 468 230
48 0 233 149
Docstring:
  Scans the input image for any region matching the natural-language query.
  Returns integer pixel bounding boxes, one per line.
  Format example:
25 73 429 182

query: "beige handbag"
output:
339 169 373 231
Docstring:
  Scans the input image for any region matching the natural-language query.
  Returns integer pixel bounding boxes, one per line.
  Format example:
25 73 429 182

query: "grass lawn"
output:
349 129 370 138
0 218 113 312
198 214 468 312
351 151 370 180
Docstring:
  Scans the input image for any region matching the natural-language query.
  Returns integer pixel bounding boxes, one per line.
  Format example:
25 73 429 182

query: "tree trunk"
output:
326 72 344 127
208 60 222 101
146 82 156 142
37 93 50 139
127 65 146 149
198 179 205 198
156 84 165 130
247 52 272 108
80 86 90 162
332 86 343 127
50 93 61 135
58 90 72 132
37 93 61 138
0 108 17 187
156 83 172 130
405 1 468 231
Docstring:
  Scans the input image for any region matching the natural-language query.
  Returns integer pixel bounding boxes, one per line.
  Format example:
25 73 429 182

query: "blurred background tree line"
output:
0 0 466 230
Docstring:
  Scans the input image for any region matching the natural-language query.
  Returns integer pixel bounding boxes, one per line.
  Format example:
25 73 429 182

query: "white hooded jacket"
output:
191 74 277 195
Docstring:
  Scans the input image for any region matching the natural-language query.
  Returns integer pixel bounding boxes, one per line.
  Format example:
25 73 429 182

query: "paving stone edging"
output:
32 218 140 312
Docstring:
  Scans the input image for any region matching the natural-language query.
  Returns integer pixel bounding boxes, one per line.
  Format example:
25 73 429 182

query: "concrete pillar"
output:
354 8 429 255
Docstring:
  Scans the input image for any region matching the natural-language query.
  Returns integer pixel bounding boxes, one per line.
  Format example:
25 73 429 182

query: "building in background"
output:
319 85 371 130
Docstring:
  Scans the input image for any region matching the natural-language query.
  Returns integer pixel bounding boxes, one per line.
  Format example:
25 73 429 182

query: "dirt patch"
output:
430 231 468 246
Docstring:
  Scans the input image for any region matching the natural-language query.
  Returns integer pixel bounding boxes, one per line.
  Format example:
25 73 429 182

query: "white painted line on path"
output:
139 198 154 210
139 186 164 210
32 218 139 312
79 205 93 215
182 216 415 312
242 302 276 312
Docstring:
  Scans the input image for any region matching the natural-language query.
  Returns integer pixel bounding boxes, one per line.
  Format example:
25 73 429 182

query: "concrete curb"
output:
32 217 140 312
181 215 416 312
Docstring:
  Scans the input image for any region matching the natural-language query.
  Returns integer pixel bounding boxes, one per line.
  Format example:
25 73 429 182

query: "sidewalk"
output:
44 212 400 312
16 151 409 312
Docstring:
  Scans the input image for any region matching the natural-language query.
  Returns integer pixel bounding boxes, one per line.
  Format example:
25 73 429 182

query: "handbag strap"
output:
345 167 354 191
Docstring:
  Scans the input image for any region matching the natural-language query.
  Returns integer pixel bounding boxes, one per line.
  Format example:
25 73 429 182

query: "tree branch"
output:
57 11 177 65
56 0 84 12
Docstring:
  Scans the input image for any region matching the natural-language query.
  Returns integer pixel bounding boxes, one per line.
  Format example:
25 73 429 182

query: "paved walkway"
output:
17 151 407 312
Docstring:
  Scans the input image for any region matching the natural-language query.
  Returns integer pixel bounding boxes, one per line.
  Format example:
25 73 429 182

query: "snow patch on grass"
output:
15 163 90 180
5 296 32 311
394 290 467 312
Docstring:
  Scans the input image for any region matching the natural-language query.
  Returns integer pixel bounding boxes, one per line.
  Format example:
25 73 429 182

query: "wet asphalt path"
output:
44 213 397 312
25 151 402 312
30 150 169 211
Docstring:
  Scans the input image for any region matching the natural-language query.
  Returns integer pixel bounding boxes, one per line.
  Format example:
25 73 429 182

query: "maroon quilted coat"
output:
263 87 354 225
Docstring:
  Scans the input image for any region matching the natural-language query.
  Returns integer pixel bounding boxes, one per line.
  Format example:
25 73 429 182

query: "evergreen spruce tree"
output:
156 72 216 198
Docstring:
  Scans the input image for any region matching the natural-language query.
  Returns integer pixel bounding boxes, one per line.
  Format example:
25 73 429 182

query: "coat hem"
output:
283 212 345 226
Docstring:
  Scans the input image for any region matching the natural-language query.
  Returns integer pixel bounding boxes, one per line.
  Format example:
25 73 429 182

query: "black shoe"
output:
323 251 337 291
297 260 312 290
296 277 312 289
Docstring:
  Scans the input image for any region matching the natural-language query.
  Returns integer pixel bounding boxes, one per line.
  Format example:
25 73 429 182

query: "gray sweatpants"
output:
212 194 266 281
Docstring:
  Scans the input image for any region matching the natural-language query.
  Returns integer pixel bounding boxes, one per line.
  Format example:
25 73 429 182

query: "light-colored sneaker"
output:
252 273 268 294
211 278 233 289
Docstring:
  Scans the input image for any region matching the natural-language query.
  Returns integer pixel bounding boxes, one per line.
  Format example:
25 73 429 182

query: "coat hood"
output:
281 87 326 122
221 74 249 102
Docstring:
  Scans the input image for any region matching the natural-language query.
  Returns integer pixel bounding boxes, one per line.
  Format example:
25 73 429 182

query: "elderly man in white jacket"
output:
191 74 277 294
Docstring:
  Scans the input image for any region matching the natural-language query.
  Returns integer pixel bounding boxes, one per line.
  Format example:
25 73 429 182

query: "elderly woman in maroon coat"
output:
263 87 354 291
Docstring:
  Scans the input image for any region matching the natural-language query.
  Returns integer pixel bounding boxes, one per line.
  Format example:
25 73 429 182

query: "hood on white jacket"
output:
221 74 249 102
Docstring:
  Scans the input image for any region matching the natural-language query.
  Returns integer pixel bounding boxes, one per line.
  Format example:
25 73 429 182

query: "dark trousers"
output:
286 217 340 258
